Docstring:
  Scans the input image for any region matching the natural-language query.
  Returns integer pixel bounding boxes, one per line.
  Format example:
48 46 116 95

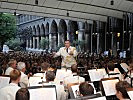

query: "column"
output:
26 39 28 48
49 33 52 50
46 35 49 49
52 34 57 50
36 37 40 49
131 31 133 57
30 38 32 48
67 32 69 40
58 33 60 47
78 30 84 41
33 37 35 49
97 33 99 54
112 33 117 56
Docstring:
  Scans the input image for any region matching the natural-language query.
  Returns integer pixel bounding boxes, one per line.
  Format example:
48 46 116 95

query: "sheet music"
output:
127 91 133 100
114 68 121 74
56 69 72 80
29 77 43 86
89 96 106 100
33 73 45 77
0 76 10 89
102 79 119 96
88 69 106 82
71 83 96 98
29 87 56 100
120 63 129 72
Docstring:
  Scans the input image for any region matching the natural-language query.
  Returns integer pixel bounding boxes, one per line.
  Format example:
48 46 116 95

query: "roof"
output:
0 0 133 22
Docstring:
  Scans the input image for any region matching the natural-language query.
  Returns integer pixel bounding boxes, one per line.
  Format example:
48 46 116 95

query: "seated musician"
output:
115 81 131 100
104 62 123 80
79 82 94 96
45 71 67 100
64 64 85 87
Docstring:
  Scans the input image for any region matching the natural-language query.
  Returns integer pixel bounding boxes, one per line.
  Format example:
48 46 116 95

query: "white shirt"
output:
64 73 85 86
19 71 29 88
104 71 123 80
54 46 78 68
5 67 14 75
0 83 20 100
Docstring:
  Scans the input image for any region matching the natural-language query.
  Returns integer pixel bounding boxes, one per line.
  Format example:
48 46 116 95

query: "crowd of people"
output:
0 49 133 100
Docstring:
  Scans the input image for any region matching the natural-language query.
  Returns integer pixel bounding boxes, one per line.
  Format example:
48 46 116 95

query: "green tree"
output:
40 37 49 49
0 13 16 48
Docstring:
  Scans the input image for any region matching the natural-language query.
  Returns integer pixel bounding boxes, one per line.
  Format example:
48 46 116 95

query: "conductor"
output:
53 40 78 68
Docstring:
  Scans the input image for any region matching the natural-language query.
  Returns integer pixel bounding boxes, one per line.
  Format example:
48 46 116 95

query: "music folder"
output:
70 82 96 99
88 69 106 82
126 88 133 100
28 85 57 100
101 78 119 96
0 75 10 89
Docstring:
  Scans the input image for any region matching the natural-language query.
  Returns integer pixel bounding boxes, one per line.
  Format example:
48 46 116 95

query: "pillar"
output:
33 37 35 49
30 37 32 48
67 32 69 40
52 33 57 50
131 31 133 57
26 39 28 48
112 33 117 56
97 33 99 54
49 34 52 50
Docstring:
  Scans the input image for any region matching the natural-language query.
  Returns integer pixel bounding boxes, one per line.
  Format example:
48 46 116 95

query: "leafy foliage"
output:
0 13 16 46
5 38 24 51
40 37 49 49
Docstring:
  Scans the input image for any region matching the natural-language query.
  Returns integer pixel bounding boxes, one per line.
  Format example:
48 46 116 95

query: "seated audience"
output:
0 69 21 100
16 88 30 100
45 71 66 100
115 81 130 100
79 82 94 96
41 62 49 72
64 64 85 86
5 59 17 75
17 62 29 88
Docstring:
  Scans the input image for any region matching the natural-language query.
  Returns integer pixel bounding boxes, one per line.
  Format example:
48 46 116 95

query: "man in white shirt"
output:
17 62 29 88
0 69 21 100
104 62 123 80
45 71 67 100
54 40 78 68
64 64 85 87
5 59 17 75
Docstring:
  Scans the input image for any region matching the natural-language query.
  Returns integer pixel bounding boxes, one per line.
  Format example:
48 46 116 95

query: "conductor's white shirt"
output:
54 46 78 68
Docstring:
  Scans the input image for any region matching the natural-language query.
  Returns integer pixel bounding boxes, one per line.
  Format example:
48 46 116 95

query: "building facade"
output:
17 13 133 56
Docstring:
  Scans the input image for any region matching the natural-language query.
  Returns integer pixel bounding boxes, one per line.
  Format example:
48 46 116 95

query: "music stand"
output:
0 75 10 89
28 85 57 100
100 77 119 97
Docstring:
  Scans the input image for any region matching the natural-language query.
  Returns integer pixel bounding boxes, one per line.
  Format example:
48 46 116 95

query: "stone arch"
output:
41 23 45 37
29 26 32 48
58 19 67 45
50 20 58 33
50 20 58 50
68 20 78 42
45 22 49 35
37 25 41 49
37 25 40 36
33 25 36 35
